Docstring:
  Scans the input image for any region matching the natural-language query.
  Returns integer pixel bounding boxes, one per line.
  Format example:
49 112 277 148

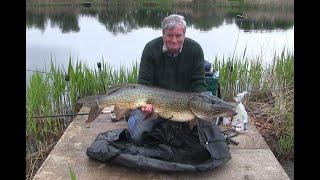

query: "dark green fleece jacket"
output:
138 37 206 92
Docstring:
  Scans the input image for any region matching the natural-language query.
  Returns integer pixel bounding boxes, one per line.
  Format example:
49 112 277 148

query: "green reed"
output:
212 56 253 101
26 72 52 141
68 163 77 180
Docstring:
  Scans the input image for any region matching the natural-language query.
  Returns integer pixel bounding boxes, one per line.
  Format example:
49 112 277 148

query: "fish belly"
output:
157 109 196 122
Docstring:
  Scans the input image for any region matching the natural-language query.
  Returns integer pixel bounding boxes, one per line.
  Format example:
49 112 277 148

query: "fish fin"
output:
189 119 197 129
107 83 137 95
112 106 132 121
86 101 104 123
77 95 102 107
76 95 108 113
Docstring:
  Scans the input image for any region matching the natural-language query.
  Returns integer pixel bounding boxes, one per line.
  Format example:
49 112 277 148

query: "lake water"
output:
26 3 294 83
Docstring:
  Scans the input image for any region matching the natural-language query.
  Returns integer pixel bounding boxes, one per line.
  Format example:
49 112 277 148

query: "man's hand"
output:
141 104 154 119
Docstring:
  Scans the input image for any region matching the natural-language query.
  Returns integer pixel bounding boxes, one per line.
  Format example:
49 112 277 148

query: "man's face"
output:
163 24 185 53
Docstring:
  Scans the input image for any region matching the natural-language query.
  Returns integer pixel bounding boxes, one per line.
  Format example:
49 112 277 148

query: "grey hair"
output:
162 14 186 34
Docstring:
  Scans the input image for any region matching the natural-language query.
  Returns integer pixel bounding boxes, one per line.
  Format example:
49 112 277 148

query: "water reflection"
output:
26 4 293 34
97 6 139 35
26 6 81 33
26 3 293 85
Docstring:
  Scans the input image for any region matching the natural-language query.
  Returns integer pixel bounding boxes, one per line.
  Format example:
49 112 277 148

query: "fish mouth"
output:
211 107 237 118
216 103 237 117
217 104 238 117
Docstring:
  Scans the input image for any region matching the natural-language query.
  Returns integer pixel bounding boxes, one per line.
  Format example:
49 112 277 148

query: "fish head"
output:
189 93 237 121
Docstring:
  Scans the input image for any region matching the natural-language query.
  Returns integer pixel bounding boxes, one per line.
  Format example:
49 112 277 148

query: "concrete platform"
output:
33 106 290 180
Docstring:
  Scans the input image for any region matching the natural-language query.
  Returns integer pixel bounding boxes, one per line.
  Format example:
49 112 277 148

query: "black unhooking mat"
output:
86 119 231 172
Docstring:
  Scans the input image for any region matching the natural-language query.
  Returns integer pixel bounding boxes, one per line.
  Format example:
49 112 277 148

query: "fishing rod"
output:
231 14 247 60
28 111 112 119
26 69 52 74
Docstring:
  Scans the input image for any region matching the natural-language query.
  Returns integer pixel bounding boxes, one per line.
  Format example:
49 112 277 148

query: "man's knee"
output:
127 109 145 141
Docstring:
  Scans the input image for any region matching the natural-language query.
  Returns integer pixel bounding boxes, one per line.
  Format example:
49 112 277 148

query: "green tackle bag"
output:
204 60 220 97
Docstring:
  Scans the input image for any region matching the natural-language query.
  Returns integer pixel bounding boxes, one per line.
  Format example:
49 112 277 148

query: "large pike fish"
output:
82 84 237 123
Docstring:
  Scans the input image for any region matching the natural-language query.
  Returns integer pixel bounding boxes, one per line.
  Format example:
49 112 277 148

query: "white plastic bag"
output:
231 91 248 133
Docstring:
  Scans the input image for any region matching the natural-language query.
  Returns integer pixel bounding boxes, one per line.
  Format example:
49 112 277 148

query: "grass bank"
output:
26 51 293 179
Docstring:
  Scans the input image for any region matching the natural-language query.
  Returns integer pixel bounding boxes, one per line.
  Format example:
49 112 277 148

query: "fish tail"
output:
86 100 104 123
